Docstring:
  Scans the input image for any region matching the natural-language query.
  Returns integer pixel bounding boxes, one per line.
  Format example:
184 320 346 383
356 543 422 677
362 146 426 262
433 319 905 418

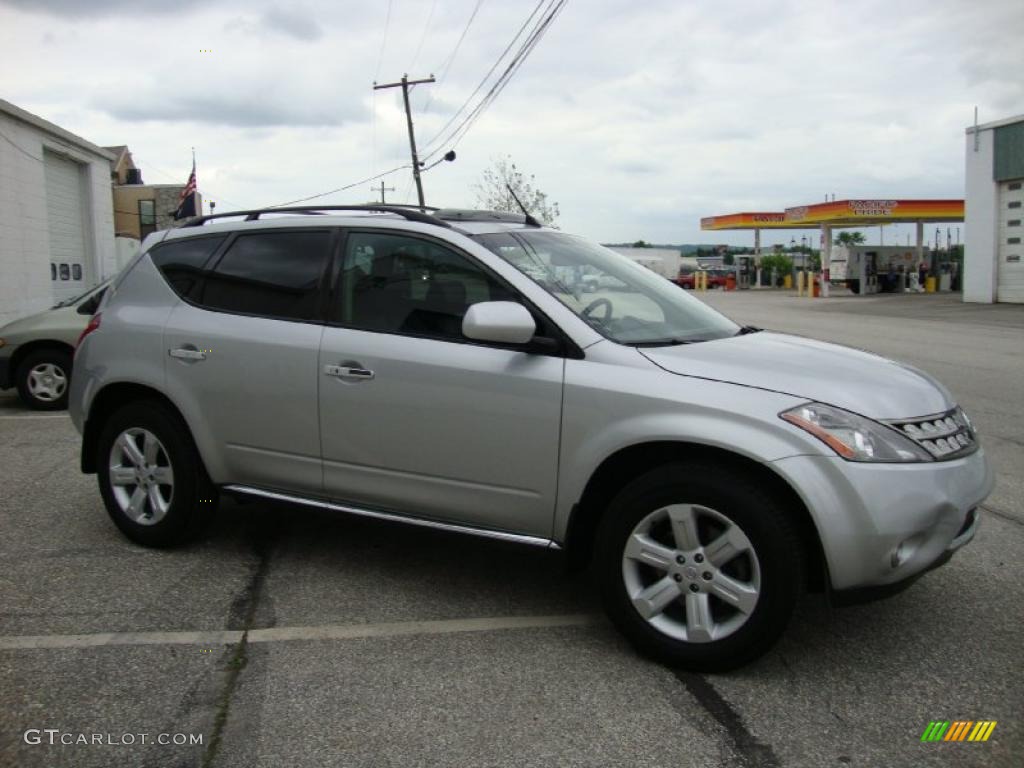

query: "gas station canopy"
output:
699 199 965 298
701 199 964 230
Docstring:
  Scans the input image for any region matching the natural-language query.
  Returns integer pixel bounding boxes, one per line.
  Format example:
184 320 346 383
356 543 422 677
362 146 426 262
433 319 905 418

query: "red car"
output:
673 269 727 289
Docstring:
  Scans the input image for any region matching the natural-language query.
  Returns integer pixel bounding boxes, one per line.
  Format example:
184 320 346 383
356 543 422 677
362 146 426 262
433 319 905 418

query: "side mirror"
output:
462 301 536 345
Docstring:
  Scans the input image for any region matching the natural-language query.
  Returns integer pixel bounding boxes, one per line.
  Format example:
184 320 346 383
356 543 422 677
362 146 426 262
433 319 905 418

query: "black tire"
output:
596 462 803 672
96 400 218 547
16 348 72 410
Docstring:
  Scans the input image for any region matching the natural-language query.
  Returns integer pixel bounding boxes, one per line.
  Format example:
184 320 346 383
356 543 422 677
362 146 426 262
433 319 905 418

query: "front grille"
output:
887 407 978 460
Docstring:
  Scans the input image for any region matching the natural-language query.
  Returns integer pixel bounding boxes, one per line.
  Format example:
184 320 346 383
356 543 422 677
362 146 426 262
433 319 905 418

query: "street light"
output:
420 150 457 173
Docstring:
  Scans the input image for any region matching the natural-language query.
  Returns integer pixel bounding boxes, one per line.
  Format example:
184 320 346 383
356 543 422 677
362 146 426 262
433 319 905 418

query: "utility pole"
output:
371 180 396 204
373 74 434 209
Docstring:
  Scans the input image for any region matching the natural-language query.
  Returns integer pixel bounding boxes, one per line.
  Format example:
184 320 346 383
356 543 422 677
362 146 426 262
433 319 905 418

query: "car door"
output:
161 228 333 494
318 229 564 538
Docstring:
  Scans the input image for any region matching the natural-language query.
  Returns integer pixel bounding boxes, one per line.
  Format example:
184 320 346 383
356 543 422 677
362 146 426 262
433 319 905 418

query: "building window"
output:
50 264 56 280
1009 201 1022 210
139 199 157 237
1009 182 1022 191
72 264 82 280
1009 237 1022 245
1009 220 1021 227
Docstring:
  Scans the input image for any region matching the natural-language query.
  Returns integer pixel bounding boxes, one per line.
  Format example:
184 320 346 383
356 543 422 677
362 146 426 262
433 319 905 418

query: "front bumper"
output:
771 448 994 591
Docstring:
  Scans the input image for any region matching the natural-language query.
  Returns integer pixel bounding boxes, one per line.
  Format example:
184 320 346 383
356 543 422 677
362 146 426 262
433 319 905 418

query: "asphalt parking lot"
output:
1 290 1021 768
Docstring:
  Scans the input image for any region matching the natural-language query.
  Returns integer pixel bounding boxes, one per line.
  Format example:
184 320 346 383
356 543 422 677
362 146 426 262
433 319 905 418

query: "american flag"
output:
173 159 197 220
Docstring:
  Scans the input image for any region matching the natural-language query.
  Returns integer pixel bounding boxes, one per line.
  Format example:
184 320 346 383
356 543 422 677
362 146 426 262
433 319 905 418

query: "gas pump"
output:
736 256 753 289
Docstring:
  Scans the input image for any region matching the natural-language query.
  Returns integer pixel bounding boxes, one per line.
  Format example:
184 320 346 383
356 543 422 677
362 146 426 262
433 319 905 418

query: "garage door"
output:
997 179 1024 303
43 149 89 305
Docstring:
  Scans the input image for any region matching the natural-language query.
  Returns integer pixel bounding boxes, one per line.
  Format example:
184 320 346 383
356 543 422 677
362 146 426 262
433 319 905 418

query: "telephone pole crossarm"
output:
373 74 435 210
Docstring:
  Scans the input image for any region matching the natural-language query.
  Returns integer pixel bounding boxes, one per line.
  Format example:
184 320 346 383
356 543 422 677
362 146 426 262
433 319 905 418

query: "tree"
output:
632 240 649 248
835 231 866 246
759 254 794 285
473 155 560 226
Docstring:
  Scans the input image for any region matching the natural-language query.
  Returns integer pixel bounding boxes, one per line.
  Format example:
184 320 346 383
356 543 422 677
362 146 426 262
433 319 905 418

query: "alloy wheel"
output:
108 428 175 525
621 503 761 643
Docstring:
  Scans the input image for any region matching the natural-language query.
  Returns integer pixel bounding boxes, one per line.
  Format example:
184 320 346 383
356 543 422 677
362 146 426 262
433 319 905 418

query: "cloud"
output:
259 5 323 41
3 0 1023 244
1 0 203 16
100 90 366 128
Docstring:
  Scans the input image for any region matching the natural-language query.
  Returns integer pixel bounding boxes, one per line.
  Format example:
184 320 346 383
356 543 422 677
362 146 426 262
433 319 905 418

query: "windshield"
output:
474 231 739 344
51 281 108 309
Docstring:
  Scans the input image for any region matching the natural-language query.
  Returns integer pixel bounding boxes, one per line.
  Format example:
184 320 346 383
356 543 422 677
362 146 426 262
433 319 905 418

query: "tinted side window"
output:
201 231 330 321
340 232 516 341
150 236 226 300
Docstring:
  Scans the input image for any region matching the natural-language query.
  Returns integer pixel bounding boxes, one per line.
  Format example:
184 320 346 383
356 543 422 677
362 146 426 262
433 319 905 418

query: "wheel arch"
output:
563 441 828 591
81 383 194 474
10 340 75 378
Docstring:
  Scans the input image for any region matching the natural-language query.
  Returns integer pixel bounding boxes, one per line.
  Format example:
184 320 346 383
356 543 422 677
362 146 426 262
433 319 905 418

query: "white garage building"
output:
964 113 1024 304
0 99 116 325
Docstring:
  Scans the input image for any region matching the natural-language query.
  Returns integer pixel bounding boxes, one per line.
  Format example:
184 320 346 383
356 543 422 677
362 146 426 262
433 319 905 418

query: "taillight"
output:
76 312 101 351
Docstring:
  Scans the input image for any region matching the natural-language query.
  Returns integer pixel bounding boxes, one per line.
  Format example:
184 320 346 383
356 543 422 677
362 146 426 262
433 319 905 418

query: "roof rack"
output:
180 205 452 229
434 208 543 228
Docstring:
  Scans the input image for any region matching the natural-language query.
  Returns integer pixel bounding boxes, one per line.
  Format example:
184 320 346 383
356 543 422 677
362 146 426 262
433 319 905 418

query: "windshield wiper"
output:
626 338 700 347
735 325 762 335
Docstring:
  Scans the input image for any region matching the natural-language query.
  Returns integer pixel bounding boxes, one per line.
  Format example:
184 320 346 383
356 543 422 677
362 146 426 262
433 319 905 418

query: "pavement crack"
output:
673 670 781 768
201 516 279 768
980 503 1023 527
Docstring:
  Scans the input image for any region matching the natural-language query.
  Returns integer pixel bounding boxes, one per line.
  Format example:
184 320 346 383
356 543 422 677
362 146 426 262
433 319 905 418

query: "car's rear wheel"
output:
16 349 72 410
96 401 217 547
597 462 802 671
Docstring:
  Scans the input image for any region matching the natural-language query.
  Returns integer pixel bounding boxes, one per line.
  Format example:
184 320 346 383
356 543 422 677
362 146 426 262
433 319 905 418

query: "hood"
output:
639 331 953 420
0 304 88 344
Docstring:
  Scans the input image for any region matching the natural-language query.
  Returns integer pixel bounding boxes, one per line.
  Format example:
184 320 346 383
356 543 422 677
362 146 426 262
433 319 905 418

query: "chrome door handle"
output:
169 347 207 361
324 364 374 381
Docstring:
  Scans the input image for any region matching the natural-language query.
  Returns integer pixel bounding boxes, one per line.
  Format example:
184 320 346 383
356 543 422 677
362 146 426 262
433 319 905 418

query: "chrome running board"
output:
222 484 561 550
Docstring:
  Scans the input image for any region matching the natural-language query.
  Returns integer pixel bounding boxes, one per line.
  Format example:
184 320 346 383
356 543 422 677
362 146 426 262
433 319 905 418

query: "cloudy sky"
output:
1 0 1021 246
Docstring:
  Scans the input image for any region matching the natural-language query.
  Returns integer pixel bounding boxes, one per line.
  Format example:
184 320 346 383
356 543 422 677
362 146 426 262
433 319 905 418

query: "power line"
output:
373 0 394 83
436 0 487 85
445 0 567 152
420 0 545 152
422 0 567 160
0 128 44 161
264 164 411 208
409 0 440 72
420 0 487 118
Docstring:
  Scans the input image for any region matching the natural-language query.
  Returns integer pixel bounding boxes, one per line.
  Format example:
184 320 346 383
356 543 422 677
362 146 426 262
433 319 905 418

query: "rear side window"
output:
150 236 226 300
200 231 331 322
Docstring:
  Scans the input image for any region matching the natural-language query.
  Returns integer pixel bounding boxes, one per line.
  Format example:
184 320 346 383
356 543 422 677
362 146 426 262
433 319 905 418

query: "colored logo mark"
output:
921 721 997 742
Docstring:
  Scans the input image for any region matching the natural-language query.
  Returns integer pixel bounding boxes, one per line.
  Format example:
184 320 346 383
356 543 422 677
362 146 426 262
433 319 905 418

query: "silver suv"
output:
69 206 994 671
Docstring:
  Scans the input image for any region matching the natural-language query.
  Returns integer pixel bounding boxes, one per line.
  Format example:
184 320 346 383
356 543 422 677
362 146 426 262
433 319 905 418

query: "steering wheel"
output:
582 297 613 324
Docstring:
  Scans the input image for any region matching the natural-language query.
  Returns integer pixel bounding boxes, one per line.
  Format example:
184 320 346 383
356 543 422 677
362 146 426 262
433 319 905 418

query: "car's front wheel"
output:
597 462 802 672
16 348 72 410
96 401 217 547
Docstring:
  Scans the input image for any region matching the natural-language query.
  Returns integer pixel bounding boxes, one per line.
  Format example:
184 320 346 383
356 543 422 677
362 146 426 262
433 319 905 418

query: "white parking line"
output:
0 414 69 420
0 614 600 651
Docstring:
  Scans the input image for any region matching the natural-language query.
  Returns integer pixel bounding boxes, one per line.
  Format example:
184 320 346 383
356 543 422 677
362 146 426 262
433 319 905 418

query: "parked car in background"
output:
673 268 728 289
70 206 992 672
0 281 108 410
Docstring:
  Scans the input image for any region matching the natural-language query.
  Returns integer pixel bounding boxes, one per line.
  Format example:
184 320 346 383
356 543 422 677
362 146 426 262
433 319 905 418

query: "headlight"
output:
781 402 933 462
